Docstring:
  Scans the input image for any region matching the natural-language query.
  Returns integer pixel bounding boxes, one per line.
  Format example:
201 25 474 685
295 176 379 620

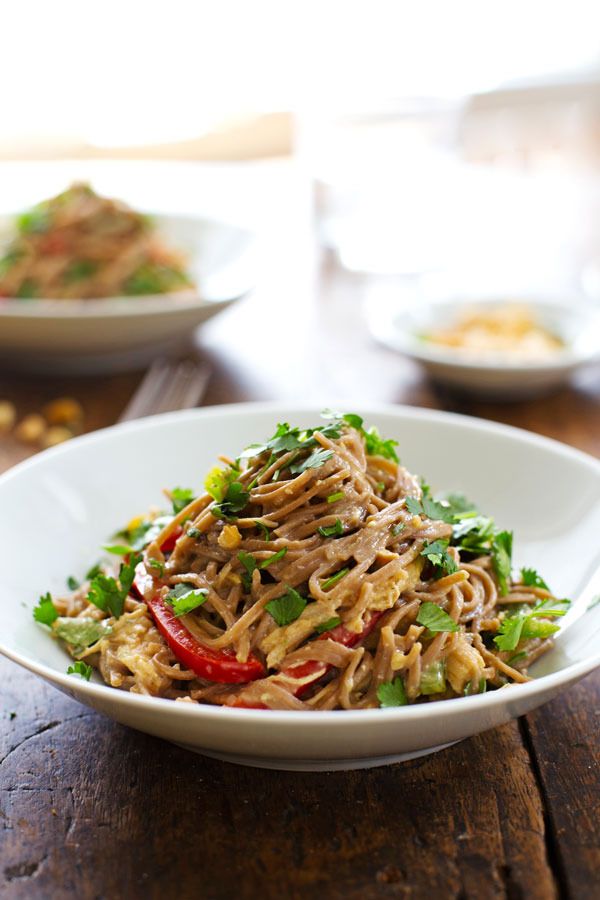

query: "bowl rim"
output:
0 211 253 319
1 400 599 726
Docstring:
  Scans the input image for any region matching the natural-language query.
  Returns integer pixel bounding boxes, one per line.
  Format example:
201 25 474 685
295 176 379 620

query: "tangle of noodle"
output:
50 420 565 710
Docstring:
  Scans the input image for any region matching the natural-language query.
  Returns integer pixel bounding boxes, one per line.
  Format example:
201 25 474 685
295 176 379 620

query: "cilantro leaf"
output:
452 515 495 555
406 496 454 524
315 616 342 634
364 427 399 462
318 518 344 538
33 592 58 626
165 583 208 617
67 661 93 681
416 602 459 633
87 553 142 619
438 492 479 517
492 531 513 596
265 587 307 626
420 540 458 577
288 448 333 475
66 576 80 591
211 482 250 520
238 550 258 592
171 487 195 515
377 677 408 707
53 617 112 653
520 567 550 592
102 544 135 556
494 597 569 651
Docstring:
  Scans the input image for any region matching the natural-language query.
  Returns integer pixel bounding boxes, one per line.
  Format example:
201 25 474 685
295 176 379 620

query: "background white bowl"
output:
1 403 599 770
365 288 600 398
0 213 256 373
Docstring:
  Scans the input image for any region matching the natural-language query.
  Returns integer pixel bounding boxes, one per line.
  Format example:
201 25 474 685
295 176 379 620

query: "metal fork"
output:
118 357 211 422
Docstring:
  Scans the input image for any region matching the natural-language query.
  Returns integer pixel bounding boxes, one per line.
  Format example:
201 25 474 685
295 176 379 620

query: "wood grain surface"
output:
1 241 599 900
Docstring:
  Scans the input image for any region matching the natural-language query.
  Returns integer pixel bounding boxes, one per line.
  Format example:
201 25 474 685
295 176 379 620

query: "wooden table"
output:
1 187 600 899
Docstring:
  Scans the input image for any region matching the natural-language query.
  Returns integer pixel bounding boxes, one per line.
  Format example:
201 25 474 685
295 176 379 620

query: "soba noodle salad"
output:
34 412 570 710
0 183 193 299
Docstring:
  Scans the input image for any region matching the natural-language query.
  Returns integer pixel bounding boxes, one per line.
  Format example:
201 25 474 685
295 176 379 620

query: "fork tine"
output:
119 357 211 422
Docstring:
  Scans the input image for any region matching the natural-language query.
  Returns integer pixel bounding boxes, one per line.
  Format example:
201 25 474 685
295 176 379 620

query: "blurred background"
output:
1 0 600 406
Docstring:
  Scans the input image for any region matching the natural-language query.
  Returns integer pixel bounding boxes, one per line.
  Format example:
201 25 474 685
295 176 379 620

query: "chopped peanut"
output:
42 426 73 448
0 400 16 433
15 413 46 444
218 524 242 550
43 396 84 427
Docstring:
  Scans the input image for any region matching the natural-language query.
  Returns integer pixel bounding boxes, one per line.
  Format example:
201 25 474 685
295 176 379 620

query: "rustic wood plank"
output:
521 670 600 900
1 655 558 900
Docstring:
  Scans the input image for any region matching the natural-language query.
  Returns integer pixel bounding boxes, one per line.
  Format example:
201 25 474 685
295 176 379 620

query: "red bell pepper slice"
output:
133 563 266 685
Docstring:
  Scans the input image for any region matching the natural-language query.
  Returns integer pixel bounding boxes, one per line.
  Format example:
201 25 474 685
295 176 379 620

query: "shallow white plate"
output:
0 214 256 373
1 403 599 770
365 288 600 398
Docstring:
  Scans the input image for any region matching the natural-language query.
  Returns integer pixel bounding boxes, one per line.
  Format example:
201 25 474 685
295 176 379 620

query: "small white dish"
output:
0 402 599 771
365 289 600 398
0 214 256 373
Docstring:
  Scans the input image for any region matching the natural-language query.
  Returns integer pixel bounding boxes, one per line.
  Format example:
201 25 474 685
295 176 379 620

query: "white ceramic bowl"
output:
0 214 256 373
1 403 599 771
365 289 600 398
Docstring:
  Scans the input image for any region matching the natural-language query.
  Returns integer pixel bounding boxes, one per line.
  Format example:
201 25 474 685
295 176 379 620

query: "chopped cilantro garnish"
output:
492 530 513 596
318 519 344 538
187 527 202 538
211 482 250 520
520 567 550 591
237 550 258 592
377 676 408 707
204 465 240 502
315 616 342 634
53 617 112 653
85 563 102 580
66 576 80 591
87 553 141 619
321 411 399 462
494 597 569 651
416 602 459 633
147 558 165 577
240 420 342 462
391 523 405 536
102 544 135 556
165 583 208 616
63 260 97 283
67 661 93 681
420 540 458 577
321 568 350 590
259 547 287 568
288 448 334 475
327 491 344 504
16 279 37 299
265 587 307 626
254 521 271 541
33 592 58 626
171 487 195 514
17 206 50 234
452 515 496 556
406 495 454 524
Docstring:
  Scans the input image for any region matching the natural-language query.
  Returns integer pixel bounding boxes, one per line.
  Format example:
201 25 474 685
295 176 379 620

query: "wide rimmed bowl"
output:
1 403 599 770
0 213 256 373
